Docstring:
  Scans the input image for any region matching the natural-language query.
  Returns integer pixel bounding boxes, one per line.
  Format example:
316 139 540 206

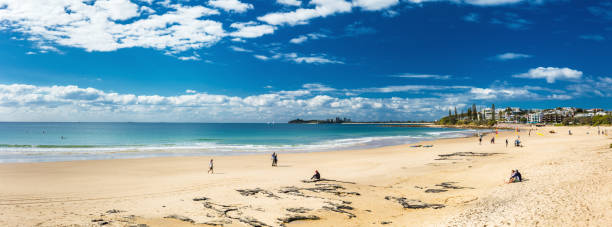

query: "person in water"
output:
208 159 214 174
311 170 321 180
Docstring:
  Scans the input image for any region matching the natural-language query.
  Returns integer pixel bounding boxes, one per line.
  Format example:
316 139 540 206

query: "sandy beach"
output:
1 126 611 227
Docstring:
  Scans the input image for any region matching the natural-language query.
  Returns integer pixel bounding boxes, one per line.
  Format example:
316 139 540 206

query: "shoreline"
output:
0 126 610 226
0 127 479 164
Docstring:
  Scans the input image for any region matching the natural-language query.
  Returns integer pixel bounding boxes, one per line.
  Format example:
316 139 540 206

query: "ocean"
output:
0 122 478 163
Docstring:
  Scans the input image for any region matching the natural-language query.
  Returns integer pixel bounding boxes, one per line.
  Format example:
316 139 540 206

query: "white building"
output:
528 112 543 123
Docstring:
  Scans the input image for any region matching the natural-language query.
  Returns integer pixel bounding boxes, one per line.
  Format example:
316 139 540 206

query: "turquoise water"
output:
0 123 477 163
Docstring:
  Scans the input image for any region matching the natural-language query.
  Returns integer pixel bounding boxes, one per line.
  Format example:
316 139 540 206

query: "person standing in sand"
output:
506 138 508 148
208 159 214 174
271 152 278 167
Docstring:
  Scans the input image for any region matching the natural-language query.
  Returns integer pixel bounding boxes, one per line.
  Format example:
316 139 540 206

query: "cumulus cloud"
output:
277 0 302 6
258 0 353 26
0 83 474 122
513 67 583 83
0 81 591 122
353 0 399 11
0 0 225 53
229 21 276 38
493 52 532 61
208 0 253 13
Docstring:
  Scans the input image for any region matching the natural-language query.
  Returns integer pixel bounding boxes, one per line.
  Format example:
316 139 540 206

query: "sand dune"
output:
0 126 610 226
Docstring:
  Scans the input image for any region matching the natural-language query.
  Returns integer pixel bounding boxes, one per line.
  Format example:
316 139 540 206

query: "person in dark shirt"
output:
311 170 320 180
508 169 522 183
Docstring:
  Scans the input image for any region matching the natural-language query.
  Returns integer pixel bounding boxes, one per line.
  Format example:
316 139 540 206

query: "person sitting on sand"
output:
311 170 321 180
508 169 522 183
208 159 214 174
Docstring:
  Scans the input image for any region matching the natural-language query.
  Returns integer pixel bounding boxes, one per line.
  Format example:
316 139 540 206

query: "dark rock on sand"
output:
164 214 195 223
436 182 472 189
384 196 445 209
277 215 320 223
286 207 312 213
105 209 124 214
436 152 500 160
193 197 209 201
425 189 448 193
236 188 280 199
381 221 392 224
322 201 356 218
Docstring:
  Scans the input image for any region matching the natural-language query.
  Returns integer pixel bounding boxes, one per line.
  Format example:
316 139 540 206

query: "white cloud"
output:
393 73 451 80
284 52 343 64
463 0 525 6
493 52 532 61
289 33 327 44
353 0 399 11
0 81 592 122
277 0 302 6
254 52 343 64
579 34 605 41
208 0 253 13
0 83 473 121
177 52 201 61
229 45 252 52
253 55 270 60
290 36 309 44
354 85 471 93
178 55 201 61
513 67 583 83
303 83 336 92
258 0 353 26
546 94 572 100
229 21 276 38
0 1 225 54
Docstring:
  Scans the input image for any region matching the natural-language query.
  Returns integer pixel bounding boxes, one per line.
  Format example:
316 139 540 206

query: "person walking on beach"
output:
490 137 495 144
208 159 214 174
479 136 482 145
271 152 278 167
505 138 508 148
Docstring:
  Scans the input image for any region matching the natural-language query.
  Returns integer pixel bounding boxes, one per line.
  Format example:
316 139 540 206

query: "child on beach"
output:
208 159 214 174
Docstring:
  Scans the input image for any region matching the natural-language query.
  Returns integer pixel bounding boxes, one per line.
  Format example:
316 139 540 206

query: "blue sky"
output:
0 0 610 122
